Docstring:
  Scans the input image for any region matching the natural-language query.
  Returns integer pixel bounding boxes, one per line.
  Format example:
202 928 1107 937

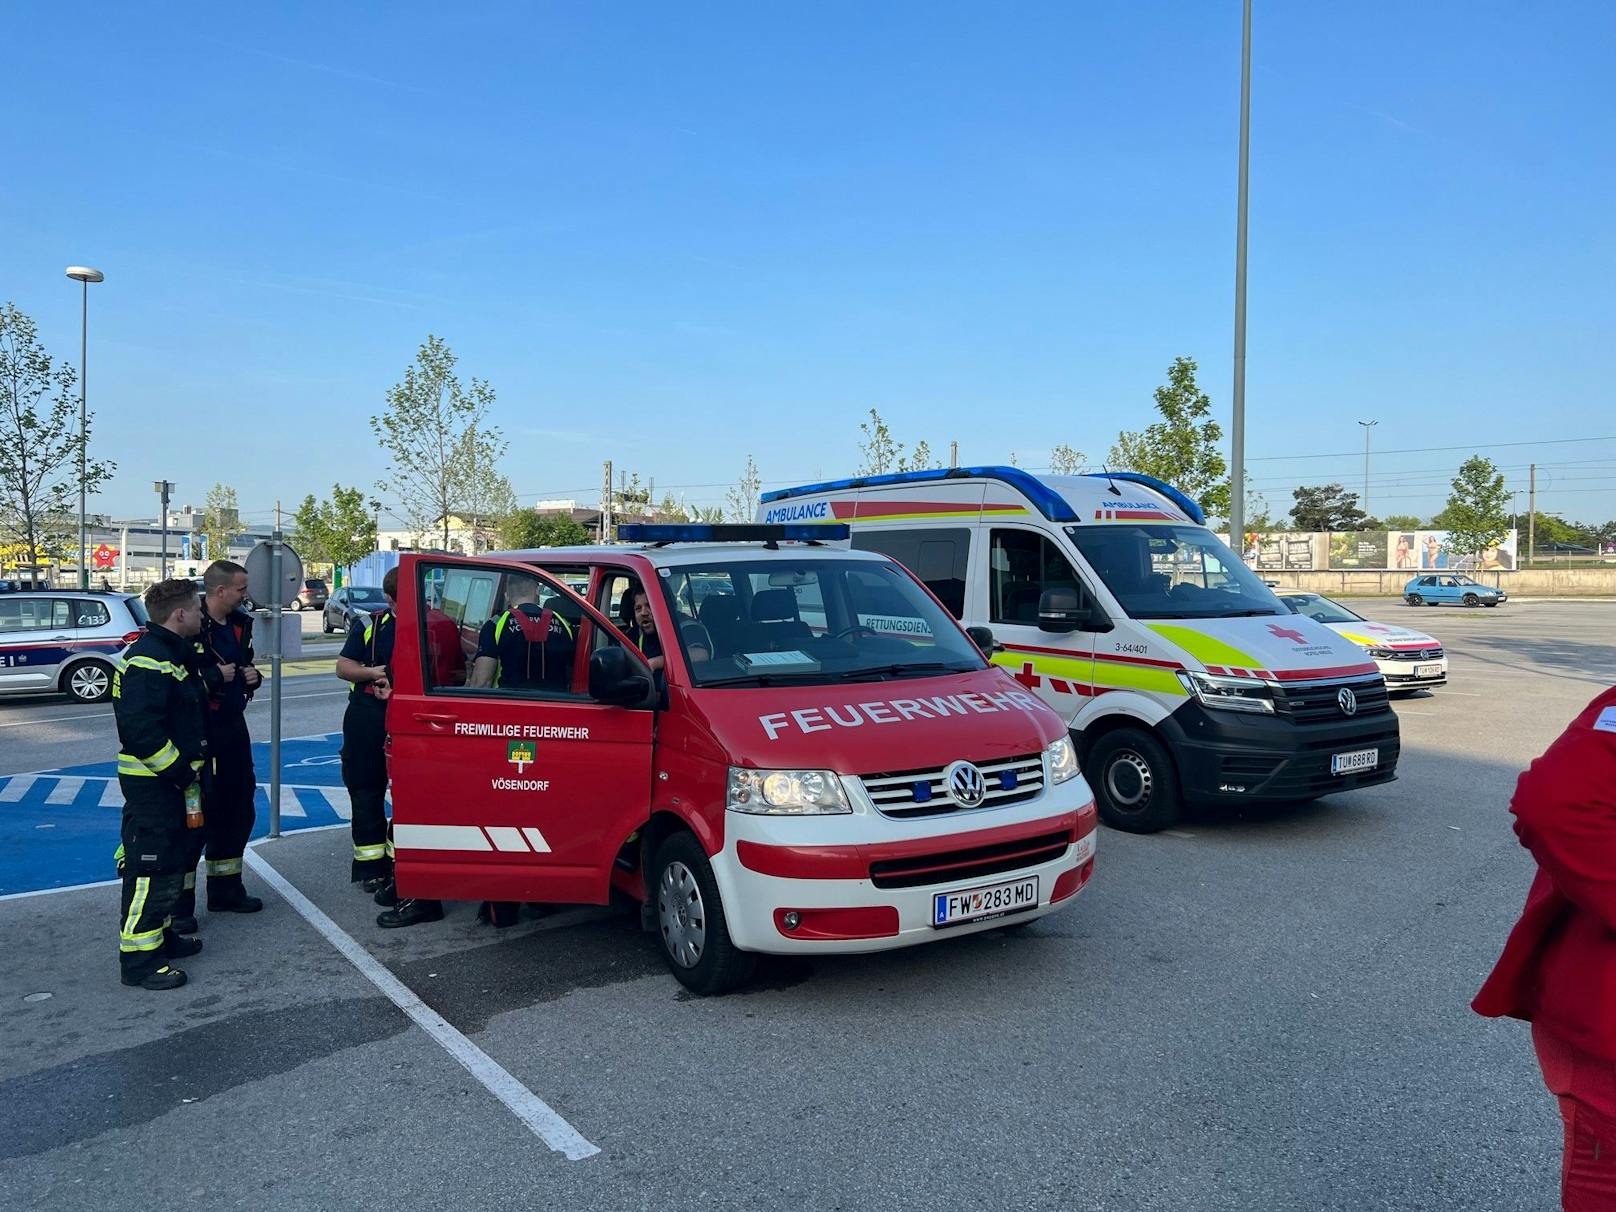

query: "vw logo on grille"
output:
944 760 987 808
1338 687 1358 716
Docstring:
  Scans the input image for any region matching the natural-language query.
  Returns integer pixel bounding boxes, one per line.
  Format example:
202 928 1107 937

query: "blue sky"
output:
3 1 1613 531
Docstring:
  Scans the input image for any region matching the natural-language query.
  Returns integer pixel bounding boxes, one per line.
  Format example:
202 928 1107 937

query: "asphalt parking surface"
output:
2 598 1612 1210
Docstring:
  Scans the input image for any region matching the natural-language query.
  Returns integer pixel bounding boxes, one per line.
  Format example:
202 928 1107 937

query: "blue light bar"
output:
616 523 850 544
760 465 1081 523
1084 472 1206 524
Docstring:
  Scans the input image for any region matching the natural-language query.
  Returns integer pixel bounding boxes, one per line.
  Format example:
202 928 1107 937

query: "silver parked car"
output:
0 591 148 702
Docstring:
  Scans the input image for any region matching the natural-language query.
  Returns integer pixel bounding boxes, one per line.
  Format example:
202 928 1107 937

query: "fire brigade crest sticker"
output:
507 740 537 772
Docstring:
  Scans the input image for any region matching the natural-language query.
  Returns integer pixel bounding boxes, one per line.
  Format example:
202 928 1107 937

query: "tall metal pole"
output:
78 279 89 590
1228 0 1253 552
1528 463 1537 565
1358 419 1378 517
269 514 284 838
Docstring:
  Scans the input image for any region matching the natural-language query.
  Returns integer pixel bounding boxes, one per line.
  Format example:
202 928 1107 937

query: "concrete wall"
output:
1260 568 1616 597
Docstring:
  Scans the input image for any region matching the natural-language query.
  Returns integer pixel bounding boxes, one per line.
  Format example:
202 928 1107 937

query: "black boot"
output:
377 899 444 928
122 963 188 990
171 915 200 936
373 880 398 907
207 875 263 914
164 933 204 959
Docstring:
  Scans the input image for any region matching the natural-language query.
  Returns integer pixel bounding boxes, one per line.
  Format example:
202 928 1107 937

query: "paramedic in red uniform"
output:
337 567 397 891
1474 685 1616 1209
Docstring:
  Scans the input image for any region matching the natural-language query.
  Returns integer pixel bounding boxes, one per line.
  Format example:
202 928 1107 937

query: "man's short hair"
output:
507 574 539 602
203 560 248 593
382 567 399 599
145 578 199 625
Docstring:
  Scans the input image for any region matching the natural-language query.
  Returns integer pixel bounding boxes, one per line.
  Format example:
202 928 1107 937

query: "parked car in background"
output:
1280 592 1447 693
292 577 328 611
323 585 388 634
1403 574 1506 608
0 591 147 702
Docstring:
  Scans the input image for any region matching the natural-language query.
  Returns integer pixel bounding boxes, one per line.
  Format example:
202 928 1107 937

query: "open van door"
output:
387 554 656 905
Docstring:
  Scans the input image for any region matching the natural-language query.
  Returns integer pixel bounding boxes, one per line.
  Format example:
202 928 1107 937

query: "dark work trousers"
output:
201 711 256 904
342 692 391 881
118 814 188 983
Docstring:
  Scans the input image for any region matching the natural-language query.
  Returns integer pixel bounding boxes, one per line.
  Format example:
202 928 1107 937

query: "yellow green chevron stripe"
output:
1146 624 1261 669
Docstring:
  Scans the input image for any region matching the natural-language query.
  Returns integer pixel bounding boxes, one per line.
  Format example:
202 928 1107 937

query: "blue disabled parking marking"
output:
0 733 377 897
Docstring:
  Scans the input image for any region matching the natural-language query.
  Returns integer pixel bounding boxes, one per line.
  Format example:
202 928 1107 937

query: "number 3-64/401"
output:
1114 642 1148 656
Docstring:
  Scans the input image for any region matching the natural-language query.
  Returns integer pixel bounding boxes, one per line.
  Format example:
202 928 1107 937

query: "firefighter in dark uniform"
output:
113 579 209 990
623 587 664 674
175 559 264 927
468 573 577 691
337 566 398 892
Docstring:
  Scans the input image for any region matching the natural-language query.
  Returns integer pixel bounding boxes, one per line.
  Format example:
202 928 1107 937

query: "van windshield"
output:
1064 524 1285 620
657 557 986 687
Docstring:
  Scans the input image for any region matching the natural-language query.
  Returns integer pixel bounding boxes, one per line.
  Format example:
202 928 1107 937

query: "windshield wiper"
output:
842 661 978 682
699 671 830 688
1210 608 1284 617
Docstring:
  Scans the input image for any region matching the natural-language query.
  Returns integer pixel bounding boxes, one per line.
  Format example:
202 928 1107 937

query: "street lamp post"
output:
65 266 104 590
153 480 173 580
1228 0 1253 552
1358 419 1378 517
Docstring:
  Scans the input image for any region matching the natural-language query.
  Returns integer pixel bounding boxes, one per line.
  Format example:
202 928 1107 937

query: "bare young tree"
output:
370 335 505 550
725 455 762 522
0 303 115 575
857 409 899 476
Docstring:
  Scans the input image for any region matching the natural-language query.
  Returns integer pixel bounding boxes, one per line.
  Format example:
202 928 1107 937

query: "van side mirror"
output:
1037 587 1113 635
589 646 655 708
965 625 1002 656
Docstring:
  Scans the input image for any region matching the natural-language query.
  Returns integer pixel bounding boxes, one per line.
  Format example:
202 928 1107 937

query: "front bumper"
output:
1160 698 1400 805
711 782 1097 955
1376 655 1448 688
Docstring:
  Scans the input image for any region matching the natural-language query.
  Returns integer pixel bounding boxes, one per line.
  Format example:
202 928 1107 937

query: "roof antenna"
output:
1101 465 1123 496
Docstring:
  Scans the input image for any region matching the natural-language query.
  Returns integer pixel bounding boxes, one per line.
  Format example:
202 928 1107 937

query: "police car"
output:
0 590 147 702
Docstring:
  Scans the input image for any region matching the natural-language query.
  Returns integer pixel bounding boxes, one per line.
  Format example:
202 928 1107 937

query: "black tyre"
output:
1483 601 1499 608
652 832 756 995
1085 727 1182 834
61 659 114 703
1405 594 1423 606
289 599 303 612
1462 593 1480 607
322 612 334 634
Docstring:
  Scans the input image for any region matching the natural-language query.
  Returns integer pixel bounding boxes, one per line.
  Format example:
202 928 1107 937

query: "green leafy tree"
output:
1047 444 1086 475
1289 483 1368 531
1382 513 1423 530
725 454 762 522
656 493 692 522
1439 455 1511 565
1108 356 1230 517
291 485 378 569
692 505 725 524
857 409 899 476
0 303 115 574
496 510 589 549
370 335 504 551
897 438 940 473
451 420 514 550
202 483 239 562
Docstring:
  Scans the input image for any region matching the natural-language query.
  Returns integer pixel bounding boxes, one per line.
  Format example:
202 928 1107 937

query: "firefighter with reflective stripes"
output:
338 566 398 890
468 573 576 691
174 559 264 926
112 579 209 990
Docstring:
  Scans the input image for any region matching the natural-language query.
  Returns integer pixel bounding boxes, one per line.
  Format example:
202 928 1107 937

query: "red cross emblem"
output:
1012 661 1042 690
1267 623 1308 645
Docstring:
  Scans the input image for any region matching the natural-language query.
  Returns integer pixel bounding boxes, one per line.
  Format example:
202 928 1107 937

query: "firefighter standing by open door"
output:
113 579 210 990
338 566 398 892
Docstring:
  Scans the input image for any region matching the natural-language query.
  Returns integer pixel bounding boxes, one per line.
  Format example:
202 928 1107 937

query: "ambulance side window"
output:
851 528 969 618
988 530 1086 625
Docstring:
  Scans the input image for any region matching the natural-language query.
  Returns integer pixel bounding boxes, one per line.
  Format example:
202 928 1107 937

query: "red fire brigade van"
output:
387 524 1098 993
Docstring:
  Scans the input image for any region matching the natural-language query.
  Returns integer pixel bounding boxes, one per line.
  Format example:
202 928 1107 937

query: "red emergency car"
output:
387 524 1097 993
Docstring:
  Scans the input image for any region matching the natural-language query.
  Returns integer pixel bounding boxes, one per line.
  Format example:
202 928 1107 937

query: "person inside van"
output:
469 575 576 691
623 587 665 673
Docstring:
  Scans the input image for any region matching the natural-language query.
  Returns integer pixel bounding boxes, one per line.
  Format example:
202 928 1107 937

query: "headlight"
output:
1176 670 1276 715
1045 736 1081 785
1366 647 1396 660
727 767 852 815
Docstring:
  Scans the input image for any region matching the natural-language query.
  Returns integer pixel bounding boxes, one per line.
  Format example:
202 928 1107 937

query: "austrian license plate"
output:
1331 748 1379 776
932 876 1039 927
1416 664 1443 678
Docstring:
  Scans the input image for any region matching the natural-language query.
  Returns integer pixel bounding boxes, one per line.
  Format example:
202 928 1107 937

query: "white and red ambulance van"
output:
386 524 1097 994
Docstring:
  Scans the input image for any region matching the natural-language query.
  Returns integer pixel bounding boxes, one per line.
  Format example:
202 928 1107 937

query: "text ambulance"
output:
760 468 1400 833
386 524 1097 994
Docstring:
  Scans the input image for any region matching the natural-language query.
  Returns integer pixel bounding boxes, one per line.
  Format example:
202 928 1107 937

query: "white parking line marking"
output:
1162 829 1196 839
243 849 600 1161
45 777 84 805
280 787 308 818
99 780 124 808
0 776 38 802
